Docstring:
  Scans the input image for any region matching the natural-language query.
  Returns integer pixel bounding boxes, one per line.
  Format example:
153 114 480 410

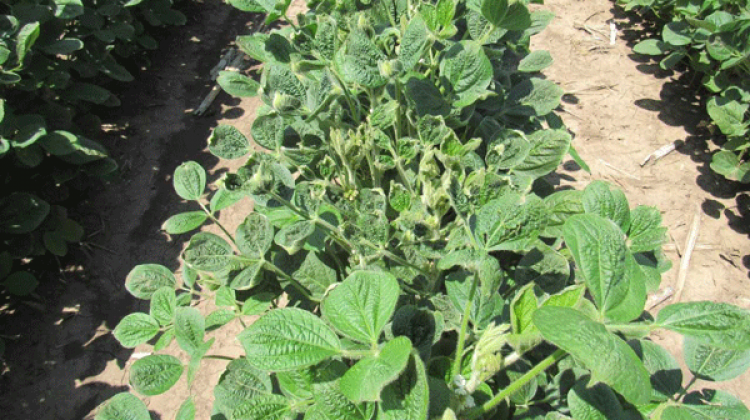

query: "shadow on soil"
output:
0 1 259 418
612 5 750 277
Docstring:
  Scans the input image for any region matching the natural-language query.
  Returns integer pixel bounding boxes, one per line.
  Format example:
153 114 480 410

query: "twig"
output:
674 205 701 302
194 51 244 116
647 286 674 310
663 243 714 253
641 141 678 166
209 48 236 80
609 21 617 45
598 158 641 180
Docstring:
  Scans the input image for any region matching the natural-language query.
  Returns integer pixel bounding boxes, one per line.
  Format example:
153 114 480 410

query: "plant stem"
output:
263 260 315 301
451 273 480 379
604 322 656 335
199 202 237 247
464 349 567 420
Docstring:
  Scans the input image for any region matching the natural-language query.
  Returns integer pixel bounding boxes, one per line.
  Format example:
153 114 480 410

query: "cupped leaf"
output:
125 264 176 300
628 206 667 253
95 393 150 420
173 161 206 201
182 232 234 272
162 211 207 234
129 354 183 396
340 336 413 402
322 270 400 344
657 302 750 350
504 78 564 117
209 125 251 160
564 214 646 322
214 358 273 415
518 50 554 72
217 71 260 98
274 220 315 255
239 308 341 371
533 306 652 405
113 313 160 348
236 213 273 257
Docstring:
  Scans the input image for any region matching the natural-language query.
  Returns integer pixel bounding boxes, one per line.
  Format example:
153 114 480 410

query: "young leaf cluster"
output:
622 0 750 182
98 0 750 419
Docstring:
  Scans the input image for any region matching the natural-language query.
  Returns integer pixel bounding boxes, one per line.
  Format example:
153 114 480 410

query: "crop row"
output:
94 1 750 419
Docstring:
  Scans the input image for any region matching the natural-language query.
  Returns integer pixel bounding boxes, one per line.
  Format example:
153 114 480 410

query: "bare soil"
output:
0 0 747 418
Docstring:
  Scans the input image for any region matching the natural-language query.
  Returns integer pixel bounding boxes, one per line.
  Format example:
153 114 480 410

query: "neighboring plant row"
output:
0 0 188 304
97 0 750 419
620 0 750 183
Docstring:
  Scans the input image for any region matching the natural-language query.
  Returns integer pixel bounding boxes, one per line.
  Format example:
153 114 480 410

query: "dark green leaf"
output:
182 232 234 272
126 264 176 300
173 161 206 201
209 125 251 160
114 313 160 348
293 251 337 301
175 307 205 356
130 355 183 396
162 211 208 234
236 213 273 257
0 193 50 234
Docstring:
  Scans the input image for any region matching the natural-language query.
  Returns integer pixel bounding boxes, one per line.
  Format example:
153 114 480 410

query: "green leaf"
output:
150 287 176 325
511 284 538 335
399 15 430 72
242 292 274 316
214 358 273 415
633 39 670 56
628 206 667 253
66 83 114 104
217 71 260 98
322 270 400 344
391 305 439 359
663 390 750 420
95 393 150 420
176 397 195 420
479 0 509 27
684 336 750 382
233 394 292 420
710 151 750 183
130 355 183 396
182 232 234 272
518 50 554 72
154 329 174 351
513 129 571 178
216 286 236 307
564 214 645 322
337 30 386 88
293 251 337 301
210 189 245 213
662 22 692 46
505 78 564 117
405 77 450 117
340 337 412 402
582 181 631 232
251 114 285 151
515 247 571 294
173 161 206 201
568 382 625 420
440 41 493 108
226 0 267 12
657 302 750 350
40 38 84 54
162 211 208 234
476 193 546 251
238 308 341 371
209 125 251 160
3 271 38 296
274 220 315 255
175 307 205 356
15 22 40 65
534 306 652 405
113 313 160 348
236 213 273 257
628 339 682 402
206 309 236 330
0 192 50 234
126 264 176 300
378 355 429 420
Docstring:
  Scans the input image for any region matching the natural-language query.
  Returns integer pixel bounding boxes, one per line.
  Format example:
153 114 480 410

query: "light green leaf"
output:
213 358 273 415
378 355 429 420
657 302 750 350
209 125 251 160
684 336 750 382
505 78 564 117
533 306 652 405
513 129 571 178
130 355 183 396
564 214 645 322
206 309 236 330
440 41 492 108
628 206 667 253
322 270 400 344
182 232 234 272
518 50 554 72
175 307 205 356
113 313 160 348
251 113 285 151
293 251 337 301
176 397 195 420
162 211 207 234
582 181 631 232
242 292 275 316
479 0 508 27
217 71 260 98
150 287 176 326
710 151 750 183
210 189 245 213
568 382 625 420
340 337 412 402
511 284 538 335
154 329 174 351
633 39 670 55
274 220 315 255
233 394 292 420
239 308 341 371
15 22 40 65
95 393 150 420
662 21 691 46
236 213 273 257
125 264 176 300
173 161 206 201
